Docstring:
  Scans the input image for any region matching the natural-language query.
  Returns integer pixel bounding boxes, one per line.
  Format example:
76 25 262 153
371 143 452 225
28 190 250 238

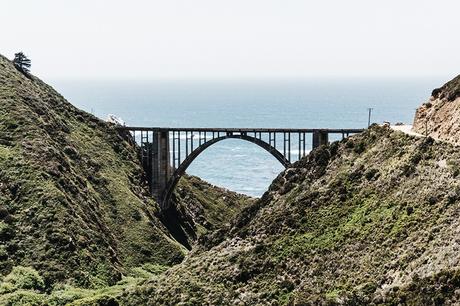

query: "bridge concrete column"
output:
151 131 171 201
312 130 329 149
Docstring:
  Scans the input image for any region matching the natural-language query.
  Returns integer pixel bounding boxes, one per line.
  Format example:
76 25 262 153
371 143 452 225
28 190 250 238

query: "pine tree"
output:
13 52 31 73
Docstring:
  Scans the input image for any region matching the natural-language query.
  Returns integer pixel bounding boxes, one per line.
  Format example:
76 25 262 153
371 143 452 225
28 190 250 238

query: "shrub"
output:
0 290 44 306
353 141 366 154
1 266 45 292
364 168 379 181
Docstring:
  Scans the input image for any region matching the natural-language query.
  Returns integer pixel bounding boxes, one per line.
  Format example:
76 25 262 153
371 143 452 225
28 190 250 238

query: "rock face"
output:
123 126 460 305
413 75 460 143
0 54 189 288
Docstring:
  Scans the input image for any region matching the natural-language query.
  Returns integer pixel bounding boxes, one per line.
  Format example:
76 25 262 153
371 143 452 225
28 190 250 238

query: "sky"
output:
1 0 459 80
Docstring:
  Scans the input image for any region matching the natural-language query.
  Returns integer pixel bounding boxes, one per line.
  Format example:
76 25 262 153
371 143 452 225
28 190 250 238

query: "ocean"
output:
51 78 440 197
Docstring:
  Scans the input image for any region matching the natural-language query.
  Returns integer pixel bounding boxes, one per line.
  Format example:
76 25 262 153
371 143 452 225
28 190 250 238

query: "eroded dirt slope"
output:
413 74 460 143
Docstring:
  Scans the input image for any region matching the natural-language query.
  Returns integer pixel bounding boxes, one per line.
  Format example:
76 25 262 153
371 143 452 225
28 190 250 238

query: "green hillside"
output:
123 127 460 305
2 52 460 305
0 54 189 289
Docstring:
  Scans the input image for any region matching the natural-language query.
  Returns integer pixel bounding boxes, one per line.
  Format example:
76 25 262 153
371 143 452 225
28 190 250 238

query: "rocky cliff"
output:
413 75 460 143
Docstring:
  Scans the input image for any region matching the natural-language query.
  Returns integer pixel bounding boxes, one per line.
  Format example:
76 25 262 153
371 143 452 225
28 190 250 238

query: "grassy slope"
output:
0 54 186 289
122 126 460 305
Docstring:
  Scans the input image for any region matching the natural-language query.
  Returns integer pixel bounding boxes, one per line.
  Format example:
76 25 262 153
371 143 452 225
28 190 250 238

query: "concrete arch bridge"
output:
117 127 363 210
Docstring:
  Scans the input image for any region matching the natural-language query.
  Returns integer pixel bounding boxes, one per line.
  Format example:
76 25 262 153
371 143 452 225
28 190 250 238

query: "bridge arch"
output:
161 134 290 209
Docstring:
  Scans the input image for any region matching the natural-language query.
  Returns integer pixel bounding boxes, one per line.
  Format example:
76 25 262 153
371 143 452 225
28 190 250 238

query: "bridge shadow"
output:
158 171 261 250
159 196 195 250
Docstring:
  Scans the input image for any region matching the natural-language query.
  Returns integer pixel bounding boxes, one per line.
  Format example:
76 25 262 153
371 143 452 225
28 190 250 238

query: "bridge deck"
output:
117 126 364 133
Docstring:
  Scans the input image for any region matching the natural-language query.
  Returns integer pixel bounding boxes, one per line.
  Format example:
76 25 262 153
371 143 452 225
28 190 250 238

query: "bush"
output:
1 266 45 293
0 290 44 306
0 221 13 239
46 285 89 306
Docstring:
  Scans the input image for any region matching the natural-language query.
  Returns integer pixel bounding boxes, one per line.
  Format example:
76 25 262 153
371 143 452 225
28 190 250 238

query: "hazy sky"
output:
1 0 459 79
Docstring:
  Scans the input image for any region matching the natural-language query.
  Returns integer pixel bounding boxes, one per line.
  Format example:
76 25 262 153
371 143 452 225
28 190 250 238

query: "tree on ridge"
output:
13 52 31 74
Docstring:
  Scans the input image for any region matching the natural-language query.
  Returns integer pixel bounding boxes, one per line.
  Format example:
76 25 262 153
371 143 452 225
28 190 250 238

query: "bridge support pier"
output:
312 130 329 149
151 131 171 201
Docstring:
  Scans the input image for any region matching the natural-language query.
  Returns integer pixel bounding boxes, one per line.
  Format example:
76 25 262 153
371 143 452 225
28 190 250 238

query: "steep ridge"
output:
0 54 188 288
122 126 460 305
413 75 460 143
